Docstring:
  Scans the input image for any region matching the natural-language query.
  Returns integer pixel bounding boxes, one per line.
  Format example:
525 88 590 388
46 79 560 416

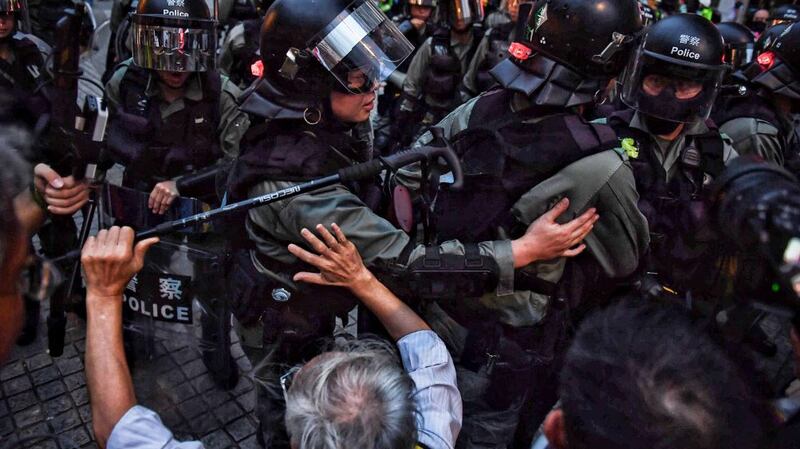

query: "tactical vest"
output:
225 118 381 322
230 19 262 88
0 36 47 93
607 109 726 292
424 27 482 104
475 23 514 93
109 65 223 190
434 89 618 244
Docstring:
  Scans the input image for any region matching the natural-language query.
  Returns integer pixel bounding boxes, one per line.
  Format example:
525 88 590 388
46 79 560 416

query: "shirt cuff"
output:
397 330 450 373
107 405 202 449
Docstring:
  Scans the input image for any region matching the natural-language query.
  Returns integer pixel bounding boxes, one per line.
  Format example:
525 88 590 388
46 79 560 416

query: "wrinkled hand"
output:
34 163 90 216
287 224 374 291
148 181 179 215
81 226 159 298
512 198 599 268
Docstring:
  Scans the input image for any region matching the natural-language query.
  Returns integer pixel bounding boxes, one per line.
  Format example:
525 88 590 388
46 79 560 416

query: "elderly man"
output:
78 223 461 449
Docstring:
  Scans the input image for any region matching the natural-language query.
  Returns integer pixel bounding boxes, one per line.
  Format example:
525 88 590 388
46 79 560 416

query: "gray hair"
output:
285 338 418 449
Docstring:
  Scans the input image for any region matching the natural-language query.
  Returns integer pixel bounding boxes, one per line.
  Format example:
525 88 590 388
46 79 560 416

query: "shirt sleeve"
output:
397 330 462 449
218 77 251 159
402 39 432 111
107 405 204 449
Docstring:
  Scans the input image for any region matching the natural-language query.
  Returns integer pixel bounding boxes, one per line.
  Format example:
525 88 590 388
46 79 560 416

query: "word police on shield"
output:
124 271 193 324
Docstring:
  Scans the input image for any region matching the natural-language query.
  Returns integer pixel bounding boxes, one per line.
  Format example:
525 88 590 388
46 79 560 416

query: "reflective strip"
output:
312 1 384 69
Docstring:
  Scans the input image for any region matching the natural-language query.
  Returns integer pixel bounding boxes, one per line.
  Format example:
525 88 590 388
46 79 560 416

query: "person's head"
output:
0 12 15 39
257 0 413 117
544 299 767 449
447 0 483 31
748 22 800 111
619 14 727 132
330 70 377 124
717 21 755 69
768 4 799 27
504 0 521 22
491 0 642 108
407 0 436 21
0 0 26 40
131 0 217 73
284 339 417 449
754 8 769 23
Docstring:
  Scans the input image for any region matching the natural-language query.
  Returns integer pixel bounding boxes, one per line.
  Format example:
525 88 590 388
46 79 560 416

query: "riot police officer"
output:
461 0 522 97
218 0 275 89
225 0 598 446
611 13 737 299
396 0 486 145
104 0 249 212
769 3 799 27
394 0 438 48
0 0 48 111
717 21 755 72
713 23 800 170
397 0 649 446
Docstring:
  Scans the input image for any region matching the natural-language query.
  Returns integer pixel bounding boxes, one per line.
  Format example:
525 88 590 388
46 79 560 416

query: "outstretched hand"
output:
512 198 599 268
288 223 375 292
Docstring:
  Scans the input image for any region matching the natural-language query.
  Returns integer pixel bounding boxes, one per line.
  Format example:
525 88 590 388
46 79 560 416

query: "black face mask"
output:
748 21 767 33
638 84 709 125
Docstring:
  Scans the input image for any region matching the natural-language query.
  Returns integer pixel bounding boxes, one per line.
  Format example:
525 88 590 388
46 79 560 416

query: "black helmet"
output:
131 0 217 72
755 22 789 53
256 0 413 110
490 0 642 107
717 21 755 69
620 14 727 123
769 4 799 27
0 0 29 35
443 0 484 28
407 0 438 6
750 23 800 100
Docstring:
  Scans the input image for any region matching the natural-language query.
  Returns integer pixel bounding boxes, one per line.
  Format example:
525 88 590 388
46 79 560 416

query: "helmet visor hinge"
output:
592 32 633 64
279 47 302 80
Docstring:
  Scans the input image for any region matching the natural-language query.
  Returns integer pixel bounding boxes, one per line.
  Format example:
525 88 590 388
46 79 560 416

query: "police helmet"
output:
755 22 789 53
131 0 217 72
620 14 727 123
444 0 484 28
717 21 755 69
259 0 413 106
407 0 438 7
0 0 29 35
517 0 643 79
750 23 800 100
769 4 799 27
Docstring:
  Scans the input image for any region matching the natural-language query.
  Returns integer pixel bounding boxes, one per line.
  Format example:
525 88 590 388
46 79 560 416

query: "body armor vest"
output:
424 27 482 103
107 65 223 191
607 109 726 293
434 89 618 244
230 19 262 88
0 36 46 94
475 23 514 93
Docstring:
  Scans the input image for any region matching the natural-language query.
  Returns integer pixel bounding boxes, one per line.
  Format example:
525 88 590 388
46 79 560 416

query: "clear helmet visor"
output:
310 0 414 94
620 48 727 123
132 18 217 72
450 0 484 27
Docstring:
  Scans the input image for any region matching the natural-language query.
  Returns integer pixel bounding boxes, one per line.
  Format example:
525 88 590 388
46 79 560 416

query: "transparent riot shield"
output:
99 184 244 435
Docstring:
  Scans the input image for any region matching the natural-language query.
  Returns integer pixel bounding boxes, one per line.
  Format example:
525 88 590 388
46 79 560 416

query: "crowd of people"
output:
1 0 800 448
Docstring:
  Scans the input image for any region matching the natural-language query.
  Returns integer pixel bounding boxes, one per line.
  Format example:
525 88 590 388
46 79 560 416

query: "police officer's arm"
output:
400 38 432 112
217 77 250 159
249 180 595 297
103 60 130 112
219 23 246 77
461 33 490 98
719 118 784 166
